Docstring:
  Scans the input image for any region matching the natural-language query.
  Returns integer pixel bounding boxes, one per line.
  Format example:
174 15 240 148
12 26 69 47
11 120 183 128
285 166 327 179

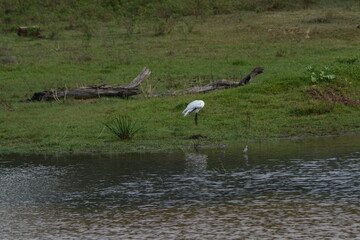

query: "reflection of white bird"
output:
243 145 248 153
182 100 205 125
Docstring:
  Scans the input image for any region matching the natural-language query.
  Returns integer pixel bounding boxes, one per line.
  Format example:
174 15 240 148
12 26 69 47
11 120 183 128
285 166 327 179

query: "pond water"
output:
1 135 360 239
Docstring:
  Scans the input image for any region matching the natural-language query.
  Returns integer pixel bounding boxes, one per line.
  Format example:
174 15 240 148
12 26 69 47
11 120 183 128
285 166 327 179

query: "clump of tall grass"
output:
103 114 140 140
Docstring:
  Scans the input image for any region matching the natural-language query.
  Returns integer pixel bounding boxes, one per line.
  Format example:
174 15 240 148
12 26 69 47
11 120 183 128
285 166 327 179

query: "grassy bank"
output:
0 2 359 153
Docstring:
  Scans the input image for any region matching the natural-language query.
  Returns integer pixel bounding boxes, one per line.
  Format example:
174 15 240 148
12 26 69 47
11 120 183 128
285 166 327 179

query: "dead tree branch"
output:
25 67 151 101
22 66 263 101
152 67 264 97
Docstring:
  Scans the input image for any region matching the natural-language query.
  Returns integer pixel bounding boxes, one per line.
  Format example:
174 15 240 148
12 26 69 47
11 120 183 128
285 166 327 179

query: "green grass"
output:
0 2 360 153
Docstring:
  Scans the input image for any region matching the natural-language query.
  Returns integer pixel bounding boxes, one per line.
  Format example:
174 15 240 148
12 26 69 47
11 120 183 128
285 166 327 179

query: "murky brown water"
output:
1 135 359 239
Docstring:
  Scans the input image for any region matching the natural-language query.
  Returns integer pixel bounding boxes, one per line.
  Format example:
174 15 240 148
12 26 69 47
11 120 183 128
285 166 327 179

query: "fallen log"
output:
152 66 264 96
17 26 44 38
25 67 151 101
23 66 263 101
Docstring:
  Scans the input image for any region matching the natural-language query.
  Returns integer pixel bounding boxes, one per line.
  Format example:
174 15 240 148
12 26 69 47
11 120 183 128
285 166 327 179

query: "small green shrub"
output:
306 66 336 83
103 114 140 140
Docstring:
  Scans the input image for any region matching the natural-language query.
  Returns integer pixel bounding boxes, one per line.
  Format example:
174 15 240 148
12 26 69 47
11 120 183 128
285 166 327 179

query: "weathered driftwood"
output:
152 66 264 97
26 67 152 101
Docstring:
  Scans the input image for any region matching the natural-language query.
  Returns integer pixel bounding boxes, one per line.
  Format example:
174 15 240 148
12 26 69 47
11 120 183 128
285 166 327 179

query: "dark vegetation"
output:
1 0 358 31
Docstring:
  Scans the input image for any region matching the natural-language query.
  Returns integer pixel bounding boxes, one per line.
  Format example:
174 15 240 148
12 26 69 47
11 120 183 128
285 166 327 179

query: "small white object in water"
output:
243 145 248 153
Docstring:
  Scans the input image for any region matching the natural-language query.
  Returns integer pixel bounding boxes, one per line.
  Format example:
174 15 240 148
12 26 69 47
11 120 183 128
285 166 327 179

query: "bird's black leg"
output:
195 113 198 125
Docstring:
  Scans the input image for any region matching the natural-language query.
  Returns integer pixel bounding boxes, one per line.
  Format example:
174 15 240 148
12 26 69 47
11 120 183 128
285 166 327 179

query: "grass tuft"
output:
103 114 140 140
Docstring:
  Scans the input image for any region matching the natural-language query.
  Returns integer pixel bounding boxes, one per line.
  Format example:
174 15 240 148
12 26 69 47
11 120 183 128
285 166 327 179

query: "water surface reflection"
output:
1 135 359 239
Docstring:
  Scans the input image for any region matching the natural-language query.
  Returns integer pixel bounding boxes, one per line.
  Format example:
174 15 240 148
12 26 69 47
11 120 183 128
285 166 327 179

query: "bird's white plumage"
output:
243 145 248 153
182 100 205 116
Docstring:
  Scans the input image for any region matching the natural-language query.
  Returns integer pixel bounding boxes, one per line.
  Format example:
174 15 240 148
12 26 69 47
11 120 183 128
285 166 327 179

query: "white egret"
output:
182 100 205 125
243 145 248 153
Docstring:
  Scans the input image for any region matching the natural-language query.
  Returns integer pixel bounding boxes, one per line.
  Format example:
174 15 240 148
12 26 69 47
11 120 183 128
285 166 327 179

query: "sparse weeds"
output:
48 24 62 40
231 59 246 66
179 19 197 35
0 97 14 111
308 10 336 24
79 21 93 46
242 110 253 129
234 0 286 11
122 18 137 37
76 54 93 63
118 54 131 65
153 17 176 36
307 87 360 106
103 114 140 140
336 57 358 64
275 49 287 57
301 0 316 9
140 77 160 98
289 101 335 116
210 0 233 14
